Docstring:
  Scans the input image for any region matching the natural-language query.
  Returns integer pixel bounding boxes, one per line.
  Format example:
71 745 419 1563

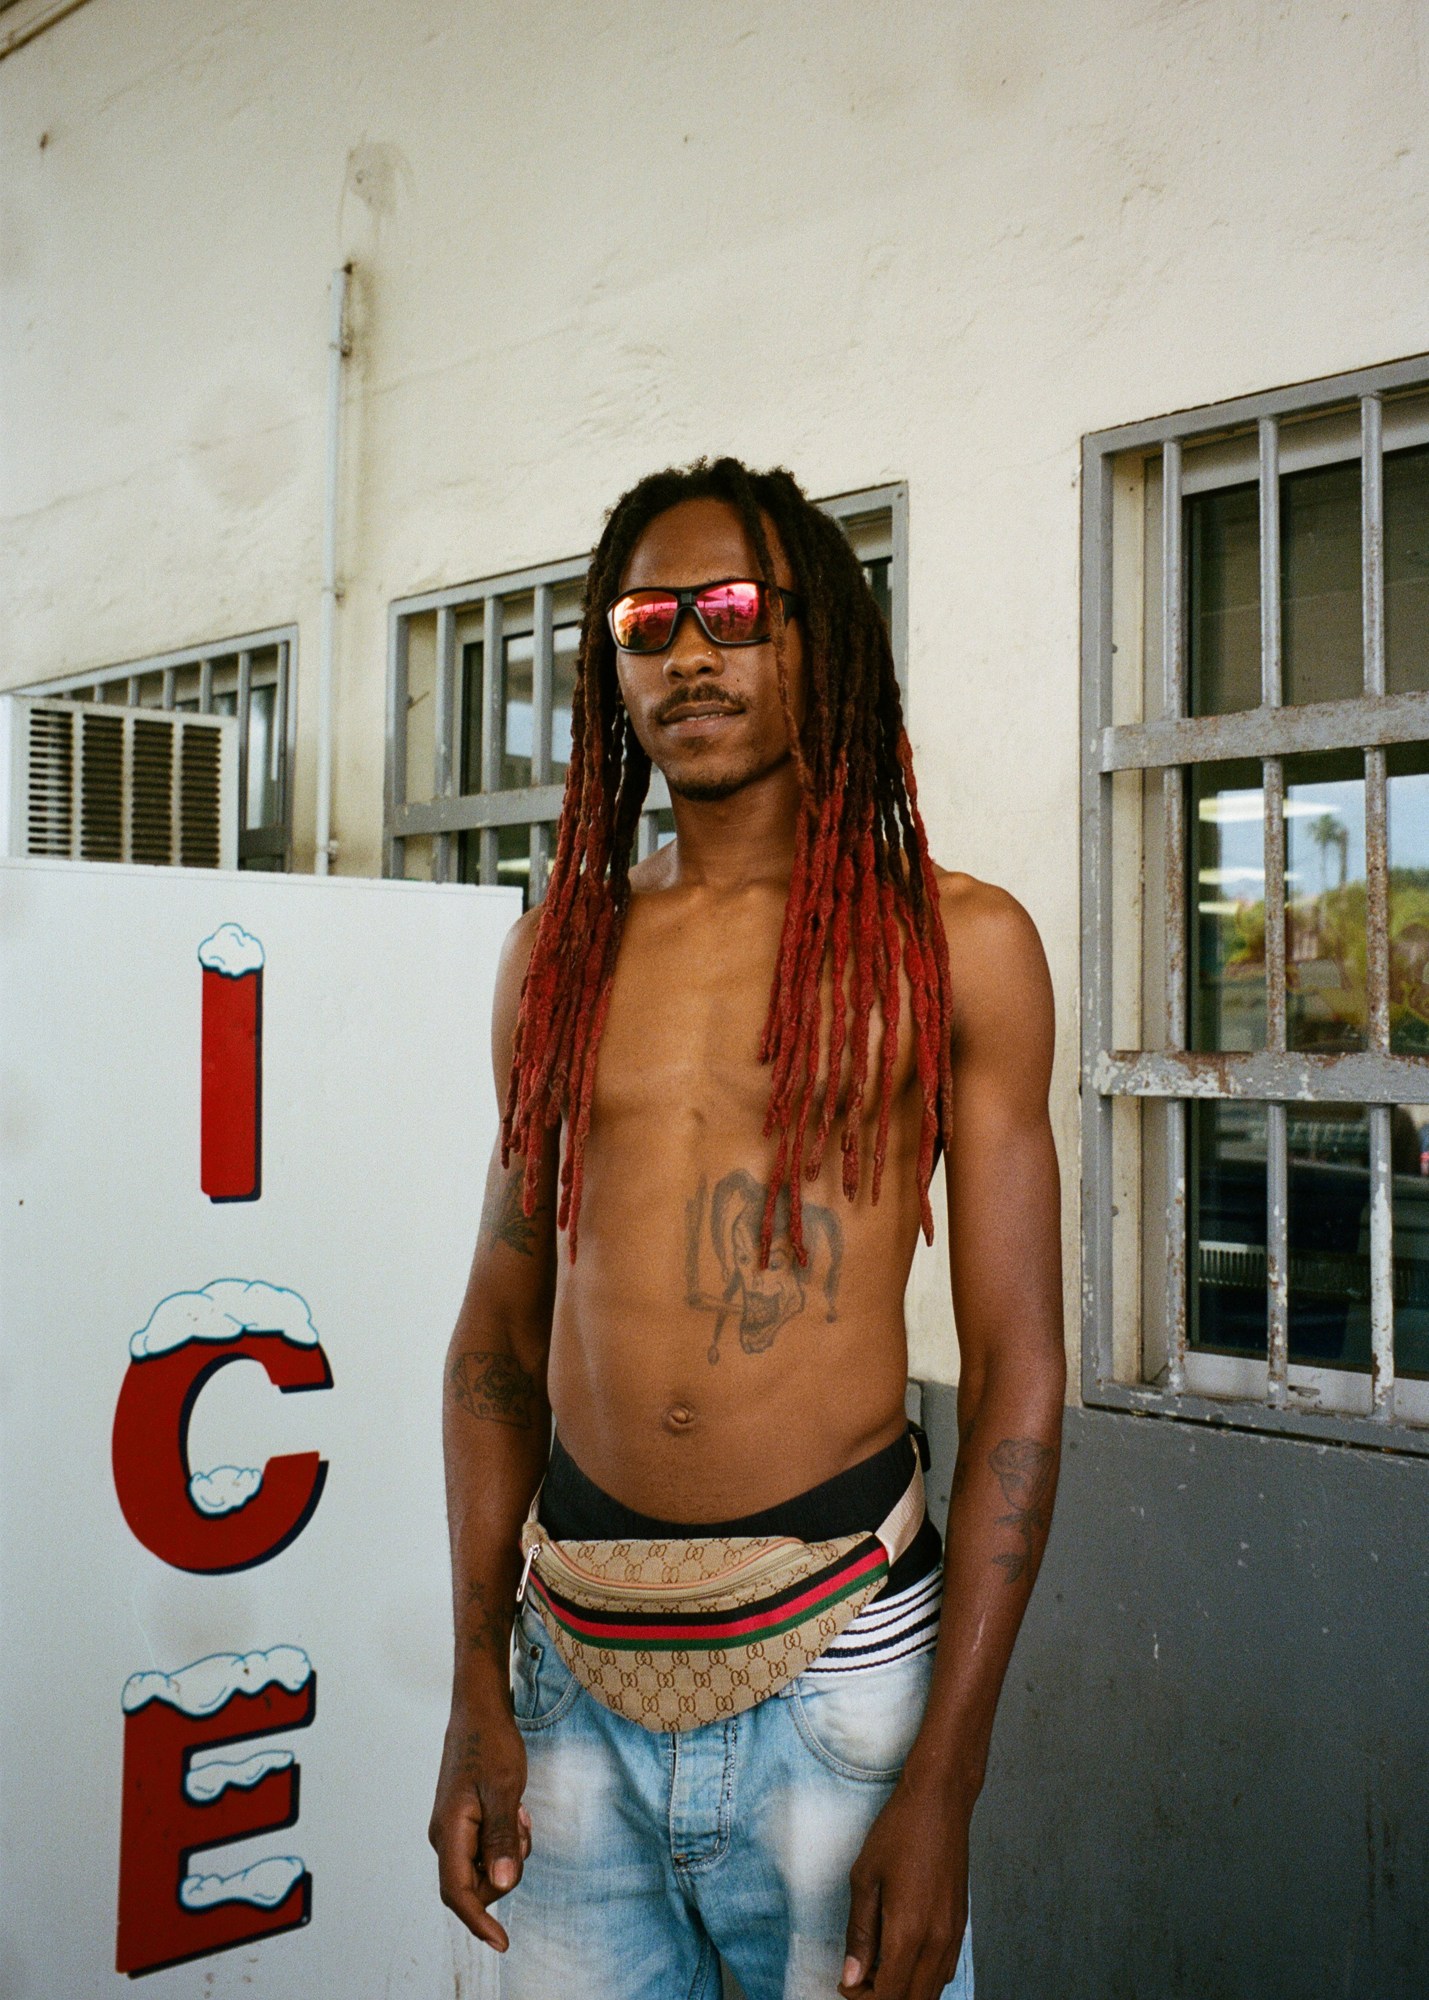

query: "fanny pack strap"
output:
874 1454 927 1568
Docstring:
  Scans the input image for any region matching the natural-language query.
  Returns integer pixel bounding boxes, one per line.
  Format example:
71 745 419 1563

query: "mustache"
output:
654 689 745 724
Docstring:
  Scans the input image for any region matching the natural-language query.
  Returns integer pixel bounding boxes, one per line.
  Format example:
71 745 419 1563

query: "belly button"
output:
664 1403 697 1434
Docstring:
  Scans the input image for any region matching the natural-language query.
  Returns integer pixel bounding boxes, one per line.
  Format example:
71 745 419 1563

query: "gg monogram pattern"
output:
520 1526 888 1732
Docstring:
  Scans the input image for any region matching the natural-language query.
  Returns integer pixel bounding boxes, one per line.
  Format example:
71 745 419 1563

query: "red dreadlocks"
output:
501 458 954 1262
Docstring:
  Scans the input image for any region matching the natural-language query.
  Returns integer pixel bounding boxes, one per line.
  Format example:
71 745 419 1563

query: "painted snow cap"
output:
198 923 265 977
185 1747 294 1804
122 1645 312 1717
189 1464 263 1515
130 1279 317 1361
181 1857 304 1911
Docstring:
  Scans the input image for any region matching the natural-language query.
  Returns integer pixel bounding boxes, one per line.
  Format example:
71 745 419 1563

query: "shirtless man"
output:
429 459 1065 2000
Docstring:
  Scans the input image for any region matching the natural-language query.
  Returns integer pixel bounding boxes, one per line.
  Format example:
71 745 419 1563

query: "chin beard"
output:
666 771 750 803
664 747 790 805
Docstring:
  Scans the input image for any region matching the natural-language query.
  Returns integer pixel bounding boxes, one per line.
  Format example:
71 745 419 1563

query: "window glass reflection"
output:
1191 1097 1429 1377
1280 461 1363 707
1385 444 1429 695
1186 451 1428 716
497 823 530 900
1286 1105 1370 1369
863 556 892 638
501 634 535 790
1284 752 1366 1052
1192 761 1266 1051
1393 1101 1429 1378
460 639 484 793
246 682 278 830
550 624 578 779
1188 483 1260 717
1386 745 1429 1053
1190 1100 1266 1355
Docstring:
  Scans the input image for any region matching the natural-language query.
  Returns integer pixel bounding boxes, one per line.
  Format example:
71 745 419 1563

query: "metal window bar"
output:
16 626 295 870
236 649 252 850
1362 393 1395 1418
433 605 456 885
385 487 907 895
1161 438 1189 1393
530 582 555 903
1081 350 1429 1456
480 594 502 885
1081 441 1117 1390
383 607 410 880
1258 417 1290 1407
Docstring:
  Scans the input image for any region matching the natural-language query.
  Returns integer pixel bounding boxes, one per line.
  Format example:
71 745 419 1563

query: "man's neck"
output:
662 757 801 892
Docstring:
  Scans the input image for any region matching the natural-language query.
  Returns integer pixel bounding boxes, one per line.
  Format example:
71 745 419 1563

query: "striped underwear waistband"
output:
800 1563 944 1676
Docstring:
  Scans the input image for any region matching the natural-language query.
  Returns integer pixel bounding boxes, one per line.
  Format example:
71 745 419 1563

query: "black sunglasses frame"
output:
605 579 803 654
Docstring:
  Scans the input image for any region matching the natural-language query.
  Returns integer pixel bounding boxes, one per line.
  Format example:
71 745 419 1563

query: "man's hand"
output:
839 1772 970 1999
429 1697 533 1952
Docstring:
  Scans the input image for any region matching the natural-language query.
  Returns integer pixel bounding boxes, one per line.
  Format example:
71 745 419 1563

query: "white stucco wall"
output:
4 0 1427 1381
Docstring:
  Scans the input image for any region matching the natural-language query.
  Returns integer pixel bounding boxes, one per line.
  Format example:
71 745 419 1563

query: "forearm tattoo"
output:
684 1169 844 1365
448 1349 539 1428
480 1165 547 1258
462 1580 509 1660
458 1726 483 1780
988 1437 1055 1585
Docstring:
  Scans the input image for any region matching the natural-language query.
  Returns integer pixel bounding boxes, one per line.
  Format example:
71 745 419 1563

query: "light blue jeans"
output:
500 1599 973 2000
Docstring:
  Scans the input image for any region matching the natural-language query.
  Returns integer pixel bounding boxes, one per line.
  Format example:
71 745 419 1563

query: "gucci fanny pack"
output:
514 1456 927 1732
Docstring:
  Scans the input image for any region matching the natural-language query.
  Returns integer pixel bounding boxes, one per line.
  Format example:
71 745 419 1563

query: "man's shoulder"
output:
932 865 1040 955
930 866 1052 1039
494 902 545 1005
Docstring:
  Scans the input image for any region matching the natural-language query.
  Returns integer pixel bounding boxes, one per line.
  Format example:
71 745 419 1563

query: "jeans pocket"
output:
511 1604 581 1732
789 1647 936 1781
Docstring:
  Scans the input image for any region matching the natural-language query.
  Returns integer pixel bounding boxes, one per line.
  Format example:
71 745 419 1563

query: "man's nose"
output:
663 606 723 679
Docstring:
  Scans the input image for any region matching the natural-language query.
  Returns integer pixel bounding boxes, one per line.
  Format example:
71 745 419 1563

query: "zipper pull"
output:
515 1541 539 1607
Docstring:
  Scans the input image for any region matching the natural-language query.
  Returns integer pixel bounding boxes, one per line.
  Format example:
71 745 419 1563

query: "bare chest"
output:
589 883 920 1135
592 894 778 1127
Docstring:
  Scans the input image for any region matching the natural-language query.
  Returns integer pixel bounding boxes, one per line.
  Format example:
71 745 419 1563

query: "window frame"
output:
1082 351 1429 1457
15 626 296 869
384 483 909 893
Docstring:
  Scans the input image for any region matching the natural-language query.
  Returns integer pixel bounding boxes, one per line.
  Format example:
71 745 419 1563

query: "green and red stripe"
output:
528 1536 888 1653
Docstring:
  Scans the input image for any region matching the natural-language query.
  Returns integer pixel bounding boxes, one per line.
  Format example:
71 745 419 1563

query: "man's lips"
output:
657 700 745 727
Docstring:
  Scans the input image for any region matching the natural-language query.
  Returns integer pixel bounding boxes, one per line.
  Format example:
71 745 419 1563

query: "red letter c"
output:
112 1333 331 1574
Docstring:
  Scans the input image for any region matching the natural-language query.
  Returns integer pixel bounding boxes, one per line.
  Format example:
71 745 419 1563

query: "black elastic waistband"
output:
539 1425 942 1599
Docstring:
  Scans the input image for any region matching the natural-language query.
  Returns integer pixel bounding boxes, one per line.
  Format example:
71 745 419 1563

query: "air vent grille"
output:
130 717 174 865
79 712 124 861
25 705 74 855
179 725 223 868
2 698 237 868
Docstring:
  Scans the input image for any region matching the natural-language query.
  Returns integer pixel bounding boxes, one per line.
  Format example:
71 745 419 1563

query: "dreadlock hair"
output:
501 456 954 1263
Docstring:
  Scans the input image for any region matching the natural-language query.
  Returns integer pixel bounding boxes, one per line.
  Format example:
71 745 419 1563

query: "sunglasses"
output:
606 579 802 654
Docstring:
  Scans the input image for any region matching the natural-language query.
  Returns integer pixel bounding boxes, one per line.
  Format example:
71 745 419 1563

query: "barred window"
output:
1082 355 1429 1452
19 629 296 870
384 484 908 905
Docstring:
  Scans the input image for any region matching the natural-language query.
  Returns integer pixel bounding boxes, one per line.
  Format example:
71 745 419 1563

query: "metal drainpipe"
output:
314 264 352 875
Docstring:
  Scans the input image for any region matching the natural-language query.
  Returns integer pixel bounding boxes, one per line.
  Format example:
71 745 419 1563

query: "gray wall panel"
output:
916 1389 1429 1999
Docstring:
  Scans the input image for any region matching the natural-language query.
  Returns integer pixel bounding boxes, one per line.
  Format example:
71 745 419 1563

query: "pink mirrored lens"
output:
696 581 766 643
612 593 679 650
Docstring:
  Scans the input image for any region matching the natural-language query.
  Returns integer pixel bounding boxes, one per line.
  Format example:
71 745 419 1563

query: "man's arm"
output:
429 909 559 1953
842 879 1066 2000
